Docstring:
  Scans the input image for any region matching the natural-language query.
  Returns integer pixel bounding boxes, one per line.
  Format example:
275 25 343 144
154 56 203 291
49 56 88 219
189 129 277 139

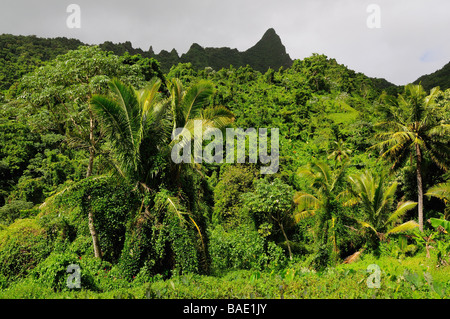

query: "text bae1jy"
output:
183 302 267 316
228 303 267 316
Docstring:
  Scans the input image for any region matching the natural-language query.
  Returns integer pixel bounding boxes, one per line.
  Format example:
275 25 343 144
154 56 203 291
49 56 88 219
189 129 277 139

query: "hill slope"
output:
414 61 450 91
0 29 293 91
0 34 84 91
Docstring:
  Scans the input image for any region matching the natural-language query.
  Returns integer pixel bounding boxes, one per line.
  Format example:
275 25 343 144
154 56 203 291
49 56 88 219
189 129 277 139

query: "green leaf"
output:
429 218 450 233
386 220 419 235
385 201 417 225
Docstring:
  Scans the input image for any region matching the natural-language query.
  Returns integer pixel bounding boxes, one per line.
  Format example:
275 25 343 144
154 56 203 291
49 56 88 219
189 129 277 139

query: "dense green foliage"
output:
415 61 450 91
0 34 84 93
0 33 449 299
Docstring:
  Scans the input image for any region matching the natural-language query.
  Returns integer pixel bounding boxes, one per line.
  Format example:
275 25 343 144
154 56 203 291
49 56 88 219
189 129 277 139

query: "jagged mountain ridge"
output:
2 29 448 94
100 28 293 73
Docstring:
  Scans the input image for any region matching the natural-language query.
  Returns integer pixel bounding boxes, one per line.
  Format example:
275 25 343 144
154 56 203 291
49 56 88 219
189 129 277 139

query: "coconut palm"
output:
345 170 418 248
371 84 450 231
165 78 235 182
91 77 234 189
327 138 352 164
293 161 347 260
90 77 234 259
90 78 171 191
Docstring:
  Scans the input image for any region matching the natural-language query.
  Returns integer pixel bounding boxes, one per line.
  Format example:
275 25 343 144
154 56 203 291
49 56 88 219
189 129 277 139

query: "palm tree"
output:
293 161 347 261
327 139 352 164
90 77 234 258
91 78 171 191
371 84 450 231
345 170 418 249
165 78 235 183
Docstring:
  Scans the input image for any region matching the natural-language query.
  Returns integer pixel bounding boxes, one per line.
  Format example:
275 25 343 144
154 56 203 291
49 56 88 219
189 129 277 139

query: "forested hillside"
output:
414 61 450 91
0 29 293 94
1 30 402 98
0 33 449 299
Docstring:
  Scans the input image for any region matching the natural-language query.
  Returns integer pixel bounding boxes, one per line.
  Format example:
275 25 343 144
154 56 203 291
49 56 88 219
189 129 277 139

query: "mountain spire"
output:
242 28 293 72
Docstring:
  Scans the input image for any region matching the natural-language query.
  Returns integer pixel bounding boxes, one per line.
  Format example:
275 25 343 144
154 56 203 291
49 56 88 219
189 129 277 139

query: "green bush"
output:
38 176 139 263
208 224 286 274
212 165 257 227
0 218 51 280
30 251 102 291
0 200 34 225
117 205 201 279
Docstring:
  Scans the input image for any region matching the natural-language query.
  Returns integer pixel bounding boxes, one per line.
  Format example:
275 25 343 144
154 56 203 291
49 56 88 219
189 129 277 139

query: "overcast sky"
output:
0 0 449 85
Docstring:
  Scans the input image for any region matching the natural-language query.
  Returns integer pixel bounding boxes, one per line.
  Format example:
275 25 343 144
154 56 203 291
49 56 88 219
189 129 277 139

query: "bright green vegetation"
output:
0 252 448 299
0 35 449 299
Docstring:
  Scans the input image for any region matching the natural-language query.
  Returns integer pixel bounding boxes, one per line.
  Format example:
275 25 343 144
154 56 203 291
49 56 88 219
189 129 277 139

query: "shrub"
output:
0 200 34 225
30 251 101 291
38 176 139 263
212 165 257 227
0 218 51 280
208 224 286 274
117 205 201 279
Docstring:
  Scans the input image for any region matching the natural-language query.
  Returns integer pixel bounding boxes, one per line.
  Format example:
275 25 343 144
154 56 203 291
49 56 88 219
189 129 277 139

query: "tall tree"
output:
15 46 147 258
15 46 146 178
293 161 347 263
166 78 235 183
91 78 234 259
90 78 171 191
372 84 450 231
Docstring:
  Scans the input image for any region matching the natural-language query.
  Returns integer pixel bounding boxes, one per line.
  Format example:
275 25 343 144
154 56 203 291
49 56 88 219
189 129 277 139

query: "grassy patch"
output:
1 252 448 299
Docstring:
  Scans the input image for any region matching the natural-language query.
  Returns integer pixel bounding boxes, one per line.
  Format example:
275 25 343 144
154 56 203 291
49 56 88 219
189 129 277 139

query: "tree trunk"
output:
415 143 424 232
86 147 95 178
85 108 101 258
88 195 102 259
278 220 293 260
86 110 95 178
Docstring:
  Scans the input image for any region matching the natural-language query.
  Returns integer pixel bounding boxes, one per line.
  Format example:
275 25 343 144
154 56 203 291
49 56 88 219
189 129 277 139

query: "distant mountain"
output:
3 30 435 96
0 30 293 94
413 61 450 91
242 28 293 73
99 28 293 73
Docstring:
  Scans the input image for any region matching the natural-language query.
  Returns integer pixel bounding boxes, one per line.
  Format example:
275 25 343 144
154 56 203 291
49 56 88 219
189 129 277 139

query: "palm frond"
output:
426 182 450 202
108 79 141 144
355 219 377 234
293 209 316 223
293 191 320 223
386 220 419 235
293 192 320 210
337 189 358 207
385 201 417 225
200 105 235 130
90 94 135 154
180 80 214 124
